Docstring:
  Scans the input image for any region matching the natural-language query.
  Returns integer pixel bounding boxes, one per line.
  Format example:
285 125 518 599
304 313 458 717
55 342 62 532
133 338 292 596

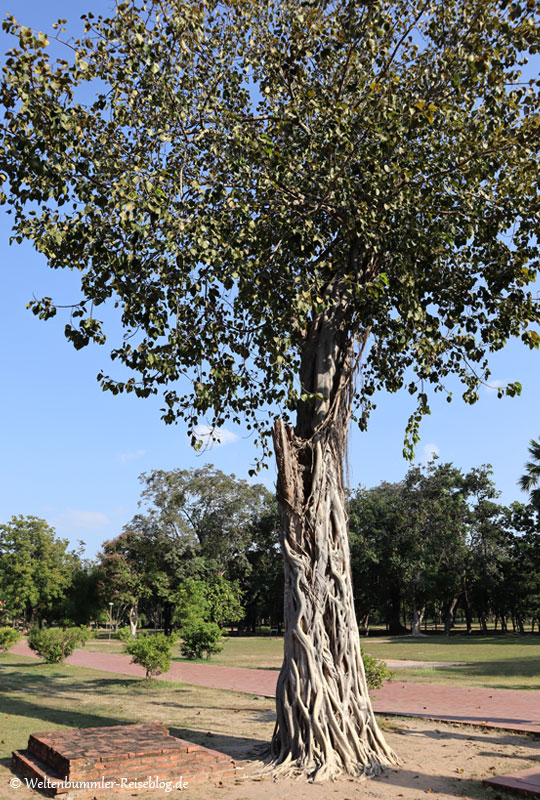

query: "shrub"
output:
0 627 21 653
361 647 394 690
123 633 176 679
180 620 223 660
28 626 91 663
116 625 133 642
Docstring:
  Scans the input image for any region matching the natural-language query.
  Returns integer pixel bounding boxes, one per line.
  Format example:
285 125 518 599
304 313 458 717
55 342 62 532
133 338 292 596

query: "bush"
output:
180 620 223 660
116 625 133 642
28 626 91 663
0 627 21 653
361 647 394 690
123 633 176 679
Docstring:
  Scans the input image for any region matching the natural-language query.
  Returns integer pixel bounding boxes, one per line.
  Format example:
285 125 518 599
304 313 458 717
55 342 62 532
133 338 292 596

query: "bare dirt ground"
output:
198 717 539 800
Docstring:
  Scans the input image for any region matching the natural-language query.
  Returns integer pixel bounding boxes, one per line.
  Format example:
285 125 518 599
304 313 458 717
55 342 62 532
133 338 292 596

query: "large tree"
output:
134 466 272 580
97 530 168 635
2 0 540 779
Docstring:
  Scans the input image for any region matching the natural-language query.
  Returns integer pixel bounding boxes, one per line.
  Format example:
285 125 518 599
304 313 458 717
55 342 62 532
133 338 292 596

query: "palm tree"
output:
518 437 540 511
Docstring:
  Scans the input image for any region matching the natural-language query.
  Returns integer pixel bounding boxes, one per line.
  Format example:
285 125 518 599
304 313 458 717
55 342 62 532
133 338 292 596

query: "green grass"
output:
361 634 540 690
82 632 540 690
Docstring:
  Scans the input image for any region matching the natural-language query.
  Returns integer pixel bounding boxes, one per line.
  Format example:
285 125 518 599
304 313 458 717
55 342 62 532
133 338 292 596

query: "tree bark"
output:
129 603 139 637
410 599 425 637
272 418 395 780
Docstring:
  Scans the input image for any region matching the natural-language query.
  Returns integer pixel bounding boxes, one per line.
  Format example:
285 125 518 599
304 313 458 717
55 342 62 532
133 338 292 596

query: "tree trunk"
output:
269 254 397 779
163 603 173 637
272 418 396 780
444 595 459 636
463 593 473 635
387 591 409 635
410 599 425 637
360 612 371 637
129 603 138 637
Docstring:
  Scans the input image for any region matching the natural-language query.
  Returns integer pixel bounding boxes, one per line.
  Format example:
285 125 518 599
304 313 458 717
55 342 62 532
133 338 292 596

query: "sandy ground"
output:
3 717 538 800
220 718 539 800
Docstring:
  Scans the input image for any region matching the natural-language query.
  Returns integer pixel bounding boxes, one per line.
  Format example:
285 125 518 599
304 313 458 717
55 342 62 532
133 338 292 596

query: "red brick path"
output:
10 640 540 735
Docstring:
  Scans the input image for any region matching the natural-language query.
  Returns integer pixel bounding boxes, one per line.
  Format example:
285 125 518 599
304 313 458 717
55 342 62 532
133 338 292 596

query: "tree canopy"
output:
0 515 79 626
1 0 539 464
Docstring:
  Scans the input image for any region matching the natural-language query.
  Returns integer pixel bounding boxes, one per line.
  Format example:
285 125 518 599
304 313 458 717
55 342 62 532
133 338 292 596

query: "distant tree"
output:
350 463 479 636
242 497 283 633
172 578 209 630
349 482 406 635
51 561 102 626
135 466 272 580
98 530 169 636
465 467 507 633
204 576 243 628
504 503 540 633
402 462 470 636
0 516 79 628
518 437 540 512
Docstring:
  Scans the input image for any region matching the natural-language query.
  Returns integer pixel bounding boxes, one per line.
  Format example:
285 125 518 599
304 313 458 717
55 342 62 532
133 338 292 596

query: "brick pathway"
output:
10 640 540 735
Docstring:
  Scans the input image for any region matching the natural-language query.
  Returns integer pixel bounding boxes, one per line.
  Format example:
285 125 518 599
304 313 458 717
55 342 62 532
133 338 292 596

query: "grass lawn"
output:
362 634 540 691
83 632 540 691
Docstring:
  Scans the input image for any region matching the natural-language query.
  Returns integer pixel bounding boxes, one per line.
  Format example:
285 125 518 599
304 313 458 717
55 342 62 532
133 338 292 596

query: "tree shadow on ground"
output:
396 724 540 752
394 655 540 690
169 728 269 762
369 764 497 798
152 699 274 723
0 691 127 731
381 634 540 647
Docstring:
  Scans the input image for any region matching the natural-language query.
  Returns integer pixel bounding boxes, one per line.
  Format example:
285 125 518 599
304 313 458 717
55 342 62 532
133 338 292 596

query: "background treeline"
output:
1 459 539 637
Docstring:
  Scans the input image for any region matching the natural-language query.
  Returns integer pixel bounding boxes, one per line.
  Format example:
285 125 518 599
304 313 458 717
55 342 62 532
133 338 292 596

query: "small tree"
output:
361 649 394 691
0 627 21 653
123 632 176 679
180 620 223 660
28 626 91 663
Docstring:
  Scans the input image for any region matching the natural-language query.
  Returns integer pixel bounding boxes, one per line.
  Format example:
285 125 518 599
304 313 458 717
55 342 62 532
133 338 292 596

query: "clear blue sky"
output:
1 1 539 559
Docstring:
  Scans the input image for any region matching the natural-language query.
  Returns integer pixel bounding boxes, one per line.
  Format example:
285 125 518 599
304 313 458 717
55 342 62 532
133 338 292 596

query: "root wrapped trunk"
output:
271 418 397 781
